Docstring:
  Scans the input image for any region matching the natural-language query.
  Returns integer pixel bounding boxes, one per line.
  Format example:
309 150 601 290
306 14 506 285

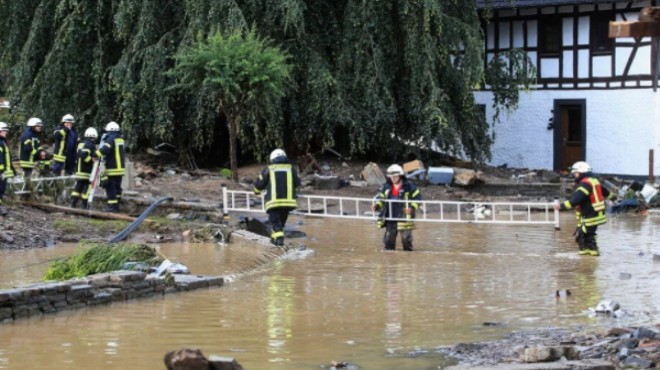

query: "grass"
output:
53 218 130 234
43 242 164 281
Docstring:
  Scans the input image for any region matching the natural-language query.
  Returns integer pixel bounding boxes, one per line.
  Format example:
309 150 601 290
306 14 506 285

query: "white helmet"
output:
0 122 8 132
386 164 405 177
61 114 75 123
27 117 43 127
105 121 120 132
269 149 286 161
84 127 98 138
570 161 592 174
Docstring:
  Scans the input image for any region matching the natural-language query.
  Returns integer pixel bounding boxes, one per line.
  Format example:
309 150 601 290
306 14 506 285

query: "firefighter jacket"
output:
374 177 421 230
95 132 125 176
75 138 96 180
253 157 300 211
560 173 610 227
53 126 76 163
19 128 42 169
0 137 15 178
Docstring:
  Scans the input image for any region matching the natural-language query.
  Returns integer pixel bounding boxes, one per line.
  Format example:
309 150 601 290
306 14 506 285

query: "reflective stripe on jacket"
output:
374 178 421 229
18 128 40 169
75 139 96 179
0 138 15 178
95 133 125 176
53 128 67 163
253 160 300 211
561 175 609 227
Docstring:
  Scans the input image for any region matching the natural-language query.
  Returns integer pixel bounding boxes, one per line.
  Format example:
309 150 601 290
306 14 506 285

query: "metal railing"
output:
7 175 76 195
221 187 560 229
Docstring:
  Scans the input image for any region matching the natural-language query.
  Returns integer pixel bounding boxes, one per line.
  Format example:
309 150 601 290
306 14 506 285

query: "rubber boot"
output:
274 237 284 246
80 200 88 210
586 235 600 256
70 197 78 209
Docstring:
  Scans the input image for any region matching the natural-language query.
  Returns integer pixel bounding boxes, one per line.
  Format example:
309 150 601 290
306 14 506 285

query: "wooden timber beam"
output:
609 20 660 38
609 7 660 92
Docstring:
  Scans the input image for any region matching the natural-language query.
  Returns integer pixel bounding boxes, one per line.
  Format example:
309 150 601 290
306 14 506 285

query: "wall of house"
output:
475 89 660 176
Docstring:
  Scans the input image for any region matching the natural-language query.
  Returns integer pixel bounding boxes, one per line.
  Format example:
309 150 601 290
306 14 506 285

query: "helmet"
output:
84 127 98 138
61 114 75 123
570 161 592 174
27 117 43 127
386 164 404 177
0 122 8 132
269 149 287 161
105 121 120 132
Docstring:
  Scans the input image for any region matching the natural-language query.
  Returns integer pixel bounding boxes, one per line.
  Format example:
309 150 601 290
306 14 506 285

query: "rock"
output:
164 348 208 370
361 162 386 186
453 168 483 187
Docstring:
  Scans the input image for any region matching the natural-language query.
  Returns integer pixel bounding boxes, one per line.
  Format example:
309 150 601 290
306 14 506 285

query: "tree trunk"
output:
227 114 240 182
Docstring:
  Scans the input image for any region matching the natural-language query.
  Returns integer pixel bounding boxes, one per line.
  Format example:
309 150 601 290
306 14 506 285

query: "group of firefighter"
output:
2 116 610 254
0 115 126 214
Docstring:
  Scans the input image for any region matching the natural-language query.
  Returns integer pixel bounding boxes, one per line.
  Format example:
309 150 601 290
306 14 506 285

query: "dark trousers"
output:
72 179 90 200
267 208 291 242
52 161 64 176
22 168 32 179
64 156 75 175
575 224 598 250
383 222 414 251
106 176 123 204
0 177 6 203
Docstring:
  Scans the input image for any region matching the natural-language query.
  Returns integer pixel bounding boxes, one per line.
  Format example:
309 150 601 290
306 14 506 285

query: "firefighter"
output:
0 122 15 215
70 127 98 209
52 114 78 176
553 161 612 256
95 121 125 213
253 149 301 246
371 164 422 251
18 117 43 179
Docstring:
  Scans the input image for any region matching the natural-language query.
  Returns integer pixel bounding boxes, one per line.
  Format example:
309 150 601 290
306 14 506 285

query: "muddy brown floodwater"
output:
0 212 658 369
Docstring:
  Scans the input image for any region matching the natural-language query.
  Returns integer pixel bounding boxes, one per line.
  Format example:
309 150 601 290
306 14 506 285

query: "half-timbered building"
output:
475 0 660 177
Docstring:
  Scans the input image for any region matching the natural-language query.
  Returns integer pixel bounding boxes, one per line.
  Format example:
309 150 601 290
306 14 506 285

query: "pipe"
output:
109 196 174 243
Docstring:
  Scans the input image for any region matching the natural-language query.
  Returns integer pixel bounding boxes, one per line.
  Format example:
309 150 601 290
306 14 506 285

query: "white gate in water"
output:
221 187 560 229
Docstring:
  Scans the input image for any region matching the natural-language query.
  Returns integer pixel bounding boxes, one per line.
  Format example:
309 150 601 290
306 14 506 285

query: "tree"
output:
168 28 292 180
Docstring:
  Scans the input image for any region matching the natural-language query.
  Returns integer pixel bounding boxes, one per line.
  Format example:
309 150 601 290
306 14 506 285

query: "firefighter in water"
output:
371 164 422 251
554 161 612 256
95 121 125 213
0 122 16 215
52 114 78 176
70 127 98 209
253 149 301 246
18 117 44 179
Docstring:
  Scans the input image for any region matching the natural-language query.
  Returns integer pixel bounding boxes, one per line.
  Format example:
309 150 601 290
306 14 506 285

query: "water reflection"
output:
265 270 294 362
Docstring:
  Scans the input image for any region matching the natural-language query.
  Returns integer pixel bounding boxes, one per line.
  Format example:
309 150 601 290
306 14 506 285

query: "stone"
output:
164 348 209 370
361 162 386 186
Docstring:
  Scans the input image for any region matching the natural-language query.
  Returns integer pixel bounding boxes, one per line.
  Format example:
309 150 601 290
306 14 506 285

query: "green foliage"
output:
485 49 537 124
43 242 163 281
218 168 232 178
52 219 129 234
168 27 291 178
0 0 535 167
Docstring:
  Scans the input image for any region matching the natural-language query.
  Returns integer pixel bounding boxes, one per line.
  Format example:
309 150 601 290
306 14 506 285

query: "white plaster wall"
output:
474 89 660 176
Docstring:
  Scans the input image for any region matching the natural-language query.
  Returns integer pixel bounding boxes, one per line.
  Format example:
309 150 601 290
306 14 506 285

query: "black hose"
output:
109 196 174 243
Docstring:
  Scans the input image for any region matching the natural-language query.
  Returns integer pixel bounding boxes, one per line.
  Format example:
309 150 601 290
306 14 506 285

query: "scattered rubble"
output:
440 324 660 369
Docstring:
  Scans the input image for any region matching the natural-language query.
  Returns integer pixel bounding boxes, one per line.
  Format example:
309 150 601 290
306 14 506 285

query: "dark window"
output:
591 12 614 55
539 16 562 56
566 107 582 143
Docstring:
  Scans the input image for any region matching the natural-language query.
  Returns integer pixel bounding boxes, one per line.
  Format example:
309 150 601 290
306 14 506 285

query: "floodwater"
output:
0 212 658 369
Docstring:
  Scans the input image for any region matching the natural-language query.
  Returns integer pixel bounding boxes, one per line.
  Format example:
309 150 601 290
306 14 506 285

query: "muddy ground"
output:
0 155 566 250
